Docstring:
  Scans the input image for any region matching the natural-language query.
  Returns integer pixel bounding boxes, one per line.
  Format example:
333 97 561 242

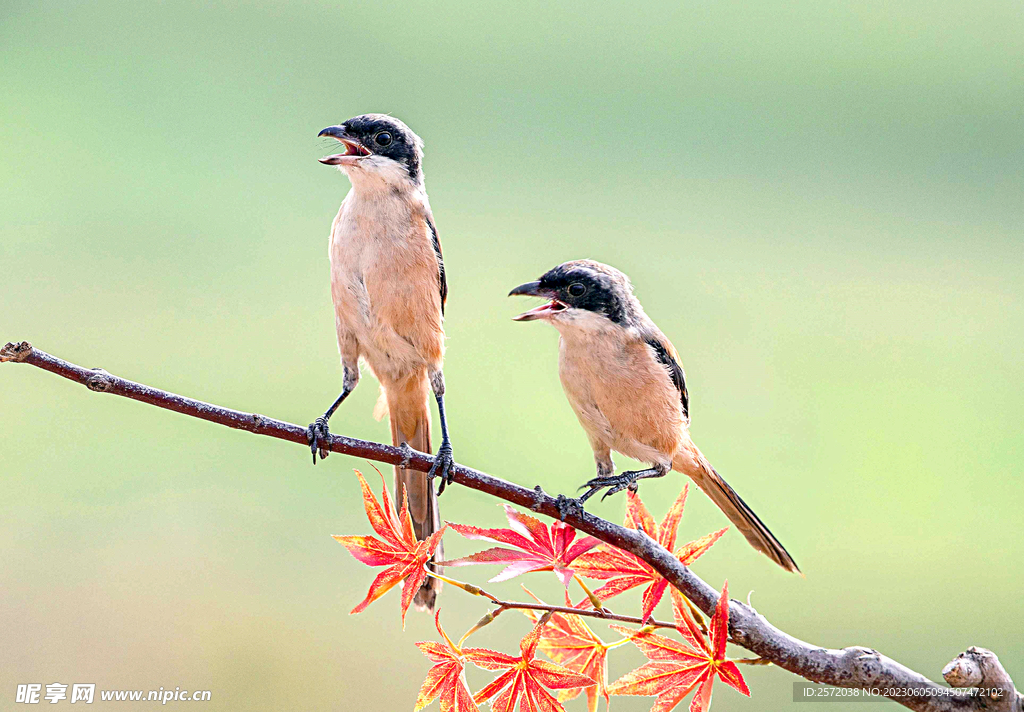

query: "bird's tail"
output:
673 443 800 573
384 374 443 610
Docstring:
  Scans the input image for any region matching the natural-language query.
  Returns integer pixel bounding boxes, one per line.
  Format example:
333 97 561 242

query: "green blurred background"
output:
2 1 1022 709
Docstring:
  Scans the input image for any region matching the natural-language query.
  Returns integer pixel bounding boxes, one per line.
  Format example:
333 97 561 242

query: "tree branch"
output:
4 340 1019 711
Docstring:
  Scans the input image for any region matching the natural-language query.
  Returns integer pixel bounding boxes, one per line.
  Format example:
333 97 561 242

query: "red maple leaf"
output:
607 582 750 712
521 588 614 712
333 469 446 626
464 621 598 712
415 610 479 712
442 504 600 589
572 486 726 621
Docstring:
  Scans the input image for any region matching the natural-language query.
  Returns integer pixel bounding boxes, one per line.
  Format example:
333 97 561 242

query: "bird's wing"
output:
643 333 689 422
423 210 447 315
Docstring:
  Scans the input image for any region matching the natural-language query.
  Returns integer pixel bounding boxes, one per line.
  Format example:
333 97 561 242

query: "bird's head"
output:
318 114 424 187
509 260 637 330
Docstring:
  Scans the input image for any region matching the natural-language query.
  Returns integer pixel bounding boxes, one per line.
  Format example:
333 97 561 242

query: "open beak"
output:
318 125 372 166
508 281 568 321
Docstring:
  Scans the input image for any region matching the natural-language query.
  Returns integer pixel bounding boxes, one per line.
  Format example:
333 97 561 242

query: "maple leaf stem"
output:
733 657 772 666
458 606 510 647
422 566 501 602
573 573 605 612
681 593 709 634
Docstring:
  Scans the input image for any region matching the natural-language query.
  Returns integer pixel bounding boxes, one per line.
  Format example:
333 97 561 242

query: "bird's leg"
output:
579 462 670 502
557 457 614 517
307 364 359 464
427 370 456 494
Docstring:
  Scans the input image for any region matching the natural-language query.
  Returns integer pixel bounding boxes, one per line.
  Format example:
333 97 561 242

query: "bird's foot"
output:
555 494 585 521
427 440 455 495
578 469 649 502
306 416 332 464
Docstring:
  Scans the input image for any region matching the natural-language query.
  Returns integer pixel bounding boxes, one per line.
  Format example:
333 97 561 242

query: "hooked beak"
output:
318 125 372 166
508 281 567 321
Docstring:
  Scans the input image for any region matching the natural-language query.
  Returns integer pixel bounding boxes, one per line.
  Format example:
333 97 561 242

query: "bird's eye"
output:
567 283 587 297
374 132 393 146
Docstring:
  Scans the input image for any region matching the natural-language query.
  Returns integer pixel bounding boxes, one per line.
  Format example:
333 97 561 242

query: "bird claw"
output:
427 441 455 495
555 494 584 521
578 471 645 502
307 416 331 464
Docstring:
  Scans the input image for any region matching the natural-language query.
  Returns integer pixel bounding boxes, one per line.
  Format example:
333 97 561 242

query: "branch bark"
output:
4 340 1019 711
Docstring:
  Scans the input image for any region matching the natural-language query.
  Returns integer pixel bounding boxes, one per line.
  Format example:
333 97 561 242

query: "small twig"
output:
423 566 678 631
480 599 679 631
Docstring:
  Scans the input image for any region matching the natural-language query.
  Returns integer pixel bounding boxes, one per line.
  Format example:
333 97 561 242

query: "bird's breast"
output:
328 189 444 380
557 331 685 461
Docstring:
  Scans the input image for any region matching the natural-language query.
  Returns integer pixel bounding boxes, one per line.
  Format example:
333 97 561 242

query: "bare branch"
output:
4 340 1017 711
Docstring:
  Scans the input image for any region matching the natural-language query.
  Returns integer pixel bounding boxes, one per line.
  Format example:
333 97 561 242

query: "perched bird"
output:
509 260 799 572
309 114 455 608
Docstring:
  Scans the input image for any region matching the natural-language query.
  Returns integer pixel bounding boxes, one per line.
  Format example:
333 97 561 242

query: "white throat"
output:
340 156 420 196
550 309 621 337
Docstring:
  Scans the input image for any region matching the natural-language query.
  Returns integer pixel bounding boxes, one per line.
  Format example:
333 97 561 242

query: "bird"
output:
509 260 799 572
309 114 455 608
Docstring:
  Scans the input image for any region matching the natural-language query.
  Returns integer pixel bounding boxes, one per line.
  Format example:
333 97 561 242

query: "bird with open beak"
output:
309 114 455 609
510 260 799 573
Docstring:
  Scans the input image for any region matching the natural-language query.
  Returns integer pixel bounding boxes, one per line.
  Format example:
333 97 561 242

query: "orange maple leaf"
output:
521 587 613 712
464 621 598 712
333 469 446 626
572 486 726 621
415 610 479 712
442 504 600 589
607 582 750 712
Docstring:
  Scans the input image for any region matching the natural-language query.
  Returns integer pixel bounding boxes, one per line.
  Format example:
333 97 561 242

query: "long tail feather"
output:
674 444 800 573
387 375 443 609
